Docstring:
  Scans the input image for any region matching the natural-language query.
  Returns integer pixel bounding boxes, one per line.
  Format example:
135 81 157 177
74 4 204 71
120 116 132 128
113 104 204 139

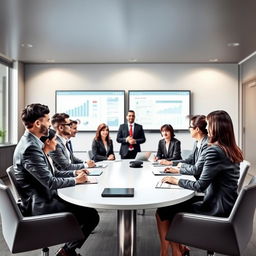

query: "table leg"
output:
117 209 137 256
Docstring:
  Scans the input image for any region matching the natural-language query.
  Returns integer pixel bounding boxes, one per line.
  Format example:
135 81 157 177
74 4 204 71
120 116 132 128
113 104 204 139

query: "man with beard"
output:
50 113 95 170
13 103 99 256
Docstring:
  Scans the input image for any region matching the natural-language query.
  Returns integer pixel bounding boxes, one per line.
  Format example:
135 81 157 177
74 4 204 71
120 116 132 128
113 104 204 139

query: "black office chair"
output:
166 176 256 256
0 179 84 256
237 160 250 193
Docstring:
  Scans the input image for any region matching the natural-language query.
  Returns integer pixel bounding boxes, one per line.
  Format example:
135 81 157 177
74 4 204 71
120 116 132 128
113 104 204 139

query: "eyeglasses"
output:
188 125 195 129
61 123 72 127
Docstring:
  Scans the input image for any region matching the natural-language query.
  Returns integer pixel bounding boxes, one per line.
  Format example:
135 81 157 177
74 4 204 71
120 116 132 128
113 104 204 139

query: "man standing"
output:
13 103 99 256
50 113 95 170
117 110 146 159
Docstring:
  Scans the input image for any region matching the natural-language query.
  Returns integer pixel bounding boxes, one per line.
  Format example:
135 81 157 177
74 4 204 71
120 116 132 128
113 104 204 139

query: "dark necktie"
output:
66 140 73 153
194 146 199 162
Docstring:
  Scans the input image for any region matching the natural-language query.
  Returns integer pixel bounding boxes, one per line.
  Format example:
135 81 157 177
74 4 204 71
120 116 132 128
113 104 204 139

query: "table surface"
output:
58 160 195 210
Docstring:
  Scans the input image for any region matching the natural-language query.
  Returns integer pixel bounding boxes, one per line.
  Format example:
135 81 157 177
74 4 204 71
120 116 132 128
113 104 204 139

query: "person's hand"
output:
158 159 172 166
126 136 132 143
107 154 115 160
75 168 89 175
164 167 180 174
75 172 88 184
162 176 179 185
154 156 159 162
86 160 96 167
129 138 136 145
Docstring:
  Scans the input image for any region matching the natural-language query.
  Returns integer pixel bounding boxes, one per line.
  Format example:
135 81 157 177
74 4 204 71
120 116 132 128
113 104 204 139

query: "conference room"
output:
0 1 256 256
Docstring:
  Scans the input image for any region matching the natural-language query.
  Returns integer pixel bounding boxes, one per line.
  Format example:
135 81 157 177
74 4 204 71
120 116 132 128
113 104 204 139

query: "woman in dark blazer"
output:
92 123 115 162
156 111 243 256
155 124 181 165
165 115 208 180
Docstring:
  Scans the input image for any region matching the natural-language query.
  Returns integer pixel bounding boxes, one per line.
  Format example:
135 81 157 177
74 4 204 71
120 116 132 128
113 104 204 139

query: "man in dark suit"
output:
50 113 95 170
13 103 99 256
117 110 146 159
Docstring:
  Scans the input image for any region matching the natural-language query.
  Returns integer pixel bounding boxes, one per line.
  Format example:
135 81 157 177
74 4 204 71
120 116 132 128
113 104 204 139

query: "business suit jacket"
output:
156 138 182 161
13 131 75 215
49 136 85 170
91 139 115 162
174 136 208 179
178 145 240 217
116 123 146 157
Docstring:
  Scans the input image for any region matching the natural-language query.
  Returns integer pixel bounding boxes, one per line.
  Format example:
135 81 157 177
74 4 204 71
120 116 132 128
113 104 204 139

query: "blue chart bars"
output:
56 91 125 131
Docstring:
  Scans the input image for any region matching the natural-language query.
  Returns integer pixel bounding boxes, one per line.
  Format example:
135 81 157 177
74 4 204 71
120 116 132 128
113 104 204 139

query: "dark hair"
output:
70 119 78 125
51 113 69 128
40 129 56 143
21 103 49 128
207 110 243 163
190 115 208 135
95 123 110 143
160 124 175 139
127 110 135 114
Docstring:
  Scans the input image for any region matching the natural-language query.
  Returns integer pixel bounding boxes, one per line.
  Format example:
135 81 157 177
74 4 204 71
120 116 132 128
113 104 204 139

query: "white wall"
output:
24 63 238 153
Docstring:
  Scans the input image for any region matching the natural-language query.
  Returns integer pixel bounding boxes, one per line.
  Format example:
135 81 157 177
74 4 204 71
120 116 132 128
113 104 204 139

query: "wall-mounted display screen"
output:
128 90 191 131
56 90 125 131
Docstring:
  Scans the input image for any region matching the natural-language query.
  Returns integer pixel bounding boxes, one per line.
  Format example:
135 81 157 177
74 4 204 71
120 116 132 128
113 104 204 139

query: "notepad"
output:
87 169 103 176
155 181 181 189
152 169 181 176
101 188 134 197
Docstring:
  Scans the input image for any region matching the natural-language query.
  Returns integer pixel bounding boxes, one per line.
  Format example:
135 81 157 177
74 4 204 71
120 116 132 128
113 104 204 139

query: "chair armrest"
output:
13 212 84 253
166 212 236 252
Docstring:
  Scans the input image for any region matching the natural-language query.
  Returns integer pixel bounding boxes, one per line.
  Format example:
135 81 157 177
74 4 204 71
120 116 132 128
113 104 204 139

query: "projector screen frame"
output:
128 90 191 132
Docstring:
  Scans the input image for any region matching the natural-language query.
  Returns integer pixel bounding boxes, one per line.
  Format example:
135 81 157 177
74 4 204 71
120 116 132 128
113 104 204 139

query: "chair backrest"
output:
229 176 256 254
6 166 21 200
0 179 23 251
237 160 251 192
88 150 93 160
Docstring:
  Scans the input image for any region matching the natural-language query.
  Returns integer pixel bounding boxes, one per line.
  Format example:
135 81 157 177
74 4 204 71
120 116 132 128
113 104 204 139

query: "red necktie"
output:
129 124 134 150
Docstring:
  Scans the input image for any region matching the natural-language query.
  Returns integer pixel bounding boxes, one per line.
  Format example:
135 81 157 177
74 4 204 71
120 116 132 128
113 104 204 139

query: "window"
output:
0 63 9 144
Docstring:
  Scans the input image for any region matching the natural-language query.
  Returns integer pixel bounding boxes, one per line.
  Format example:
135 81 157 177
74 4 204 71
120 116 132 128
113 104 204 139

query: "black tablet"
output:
101 188 134 197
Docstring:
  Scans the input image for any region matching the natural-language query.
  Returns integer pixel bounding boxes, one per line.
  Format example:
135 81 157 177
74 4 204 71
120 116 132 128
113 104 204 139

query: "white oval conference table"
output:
58 160 195 256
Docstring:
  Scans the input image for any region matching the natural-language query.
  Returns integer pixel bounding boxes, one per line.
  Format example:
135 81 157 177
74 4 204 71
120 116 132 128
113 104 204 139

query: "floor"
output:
0 173 256 256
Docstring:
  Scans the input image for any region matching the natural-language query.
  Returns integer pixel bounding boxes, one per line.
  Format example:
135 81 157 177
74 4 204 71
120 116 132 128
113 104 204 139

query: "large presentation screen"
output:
128 90 191 131
56 90 125 131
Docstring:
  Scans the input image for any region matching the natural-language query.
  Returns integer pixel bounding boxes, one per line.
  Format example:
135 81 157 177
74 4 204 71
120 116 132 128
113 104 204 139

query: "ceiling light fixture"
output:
46 59 55 63
129 59 137 62
227 42 240 47
209 58 218 62
21 43 33 48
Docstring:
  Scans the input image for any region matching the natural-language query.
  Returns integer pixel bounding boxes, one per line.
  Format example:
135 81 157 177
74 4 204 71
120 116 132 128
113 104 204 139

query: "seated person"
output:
156 110 243 256
155 124 181 165
50 113 95 170
164 115 208 180
92 123 115 162
13 104 99 256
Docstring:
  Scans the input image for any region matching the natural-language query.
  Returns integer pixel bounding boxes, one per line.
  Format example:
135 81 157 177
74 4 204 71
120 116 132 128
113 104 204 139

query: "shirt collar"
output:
27 130 44 149
57 134 68 145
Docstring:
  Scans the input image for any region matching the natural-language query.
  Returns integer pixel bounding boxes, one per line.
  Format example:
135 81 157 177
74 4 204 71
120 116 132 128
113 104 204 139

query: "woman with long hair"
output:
92 123 115 162
156 110 243 256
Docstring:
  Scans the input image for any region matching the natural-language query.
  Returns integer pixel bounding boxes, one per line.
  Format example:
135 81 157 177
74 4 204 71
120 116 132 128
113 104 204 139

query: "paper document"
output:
155 181 181 189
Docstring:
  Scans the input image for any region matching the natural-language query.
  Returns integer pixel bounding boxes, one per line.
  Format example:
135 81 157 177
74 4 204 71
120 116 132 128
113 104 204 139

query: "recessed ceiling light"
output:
21 43 33 48
129 59 137 62
227 42 240 47
46 59 55 63
209 58 218 62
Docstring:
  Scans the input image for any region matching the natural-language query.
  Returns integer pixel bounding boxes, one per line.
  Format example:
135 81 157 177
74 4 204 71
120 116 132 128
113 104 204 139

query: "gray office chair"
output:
88 150 93 160
6 166 21 200
166 176 256 256
0 179 84 256
238 160 250 193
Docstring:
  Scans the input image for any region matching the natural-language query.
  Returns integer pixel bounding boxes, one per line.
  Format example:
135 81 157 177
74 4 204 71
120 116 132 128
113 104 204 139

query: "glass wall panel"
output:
0 63 8 144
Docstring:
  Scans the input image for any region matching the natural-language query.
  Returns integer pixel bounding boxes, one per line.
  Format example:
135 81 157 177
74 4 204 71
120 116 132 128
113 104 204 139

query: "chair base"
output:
42 247 49 256
207 250 215 256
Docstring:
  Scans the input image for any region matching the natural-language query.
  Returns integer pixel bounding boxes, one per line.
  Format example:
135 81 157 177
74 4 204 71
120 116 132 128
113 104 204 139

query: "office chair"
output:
0 179 84 256
237 160 250 193
166 176 256 256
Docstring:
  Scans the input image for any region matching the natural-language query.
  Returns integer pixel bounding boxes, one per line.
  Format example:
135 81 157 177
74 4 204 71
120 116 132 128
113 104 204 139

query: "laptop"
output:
101 188 134 197
135 152 151 161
